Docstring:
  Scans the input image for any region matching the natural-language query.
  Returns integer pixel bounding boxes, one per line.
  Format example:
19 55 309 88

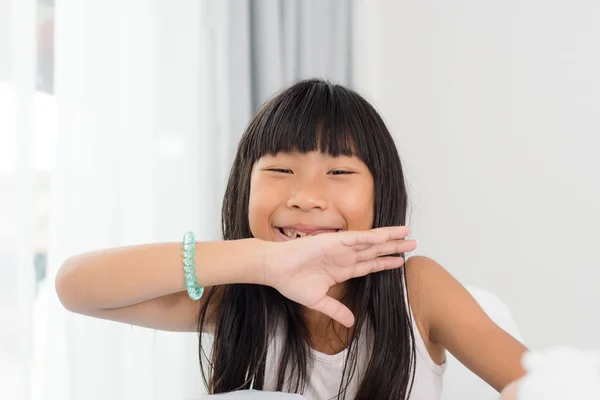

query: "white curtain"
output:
1 1 38 399
1 1 352 400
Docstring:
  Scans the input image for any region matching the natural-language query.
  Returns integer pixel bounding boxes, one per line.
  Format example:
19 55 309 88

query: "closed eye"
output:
328 170 355 175
267 168 292 174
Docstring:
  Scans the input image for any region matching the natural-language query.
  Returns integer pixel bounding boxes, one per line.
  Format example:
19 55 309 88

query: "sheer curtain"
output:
2 1 354 400
1 1 39 400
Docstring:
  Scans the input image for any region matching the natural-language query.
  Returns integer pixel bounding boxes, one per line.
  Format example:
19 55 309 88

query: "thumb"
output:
309 295 355 328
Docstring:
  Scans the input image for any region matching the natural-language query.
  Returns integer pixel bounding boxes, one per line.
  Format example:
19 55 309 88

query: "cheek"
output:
248 182 278 237
247 192 264 235
334 185 375 229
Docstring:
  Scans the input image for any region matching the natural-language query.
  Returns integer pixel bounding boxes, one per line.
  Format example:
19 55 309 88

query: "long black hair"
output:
198 79 416 400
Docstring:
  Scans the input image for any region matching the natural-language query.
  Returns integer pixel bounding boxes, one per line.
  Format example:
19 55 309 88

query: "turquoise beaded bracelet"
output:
183 231 204 300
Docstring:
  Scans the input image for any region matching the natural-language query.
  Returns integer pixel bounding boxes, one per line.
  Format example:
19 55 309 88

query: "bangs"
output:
246 80 377 162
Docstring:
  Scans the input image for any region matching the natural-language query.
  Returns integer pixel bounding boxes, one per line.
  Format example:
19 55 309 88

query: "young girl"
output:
55 79 528 400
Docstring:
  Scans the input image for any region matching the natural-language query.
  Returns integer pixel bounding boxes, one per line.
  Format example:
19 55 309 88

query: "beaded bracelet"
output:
183 231 204 300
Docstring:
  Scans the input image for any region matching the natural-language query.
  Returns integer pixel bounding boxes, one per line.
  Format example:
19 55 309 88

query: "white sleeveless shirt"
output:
262 293 446 399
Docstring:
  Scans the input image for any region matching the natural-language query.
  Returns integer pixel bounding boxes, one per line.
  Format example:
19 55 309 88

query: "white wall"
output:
354 0 600 350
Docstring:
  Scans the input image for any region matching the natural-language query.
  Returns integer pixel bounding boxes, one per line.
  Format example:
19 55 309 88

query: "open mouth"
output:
275 227 342 240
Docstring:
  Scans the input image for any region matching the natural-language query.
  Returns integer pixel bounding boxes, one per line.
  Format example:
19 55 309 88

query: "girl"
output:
56 79 528 400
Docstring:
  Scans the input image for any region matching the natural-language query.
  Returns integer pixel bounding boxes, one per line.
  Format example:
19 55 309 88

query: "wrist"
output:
243 238 273 286
193 239 271 287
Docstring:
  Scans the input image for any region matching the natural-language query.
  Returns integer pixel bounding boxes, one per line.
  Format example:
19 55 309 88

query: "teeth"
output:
280 228 342 238
283 228 307 238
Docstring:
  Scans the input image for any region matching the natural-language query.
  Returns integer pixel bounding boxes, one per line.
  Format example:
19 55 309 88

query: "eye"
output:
328 170 354 176
267 168 292 174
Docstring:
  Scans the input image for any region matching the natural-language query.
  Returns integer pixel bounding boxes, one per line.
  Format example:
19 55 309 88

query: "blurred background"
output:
1 1 599 399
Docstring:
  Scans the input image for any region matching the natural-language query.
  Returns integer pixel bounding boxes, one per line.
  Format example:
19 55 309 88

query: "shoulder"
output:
403 256 449 365
404 255 450 308
404 255 457 299
404 254 447 281
404 256 528 392
403 255 449 340
404 255 470 338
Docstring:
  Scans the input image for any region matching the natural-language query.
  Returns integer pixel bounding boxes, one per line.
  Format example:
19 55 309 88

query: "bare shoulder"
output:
405 255 528 391
403 255 448 363
404 255 447 281
403 255 448 321
403 254 470 338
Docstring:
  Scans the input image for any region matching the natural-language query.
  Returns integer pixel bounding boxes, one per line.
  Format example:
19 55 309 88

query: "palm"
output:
265 226 415 327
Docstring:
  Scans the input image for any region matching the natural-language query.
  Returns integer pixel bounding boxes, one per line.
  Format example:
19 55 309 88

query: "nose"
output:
286 179 329 211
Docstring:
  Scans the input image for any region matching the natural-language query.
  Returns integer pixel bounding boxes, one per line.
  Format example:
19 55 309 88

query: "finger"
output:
356 239 417 262
340 230 388 247
340 226 410 248
309 295 355 328
371 226 411 240
353 255 406 277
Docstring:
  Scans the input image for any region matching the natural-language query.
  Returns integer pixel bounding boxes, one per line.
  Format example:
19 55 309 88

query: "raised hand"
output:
263 226 416 327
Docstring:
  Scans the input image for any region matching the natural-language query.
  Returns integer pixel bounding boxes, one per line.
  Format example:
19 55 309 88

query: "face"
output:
248 151 375 242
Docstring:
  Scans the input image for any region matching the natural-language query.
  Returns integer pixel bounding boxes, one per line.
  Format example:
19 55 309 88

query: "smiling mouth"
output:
275 227 342 239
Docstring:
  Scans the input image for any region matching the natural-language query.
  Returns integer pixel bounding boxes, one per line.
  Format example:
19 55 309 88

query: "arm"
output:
56 226 413 332
55 239 267 332
405 256 528 393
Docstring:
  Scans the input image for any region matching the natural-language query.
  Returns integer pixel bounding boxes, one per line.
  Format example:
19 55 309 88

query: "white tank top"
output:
262 286 446 399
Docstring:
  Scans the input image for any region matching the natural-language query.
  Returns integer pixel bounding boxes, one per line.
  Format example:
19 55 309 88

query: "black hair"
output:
198 78 416 399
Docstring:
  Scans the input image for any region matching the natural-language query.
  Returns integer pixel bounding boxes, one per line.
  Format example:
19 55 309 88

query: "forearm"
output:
56 238 267 311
